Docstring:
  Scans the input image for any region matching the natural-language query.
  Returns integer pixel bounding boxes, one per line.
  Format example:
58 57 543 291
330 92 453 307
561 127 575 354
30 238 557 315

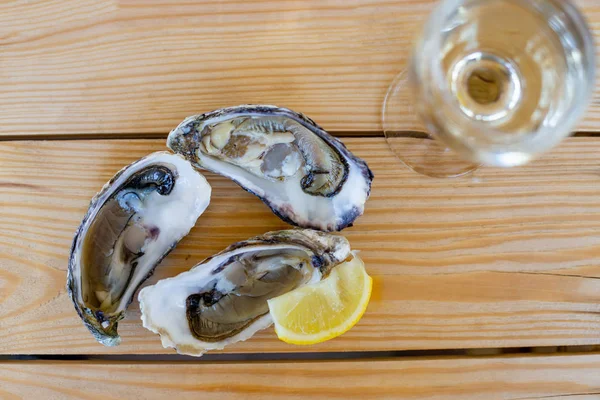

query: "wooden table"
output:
2 1 600 398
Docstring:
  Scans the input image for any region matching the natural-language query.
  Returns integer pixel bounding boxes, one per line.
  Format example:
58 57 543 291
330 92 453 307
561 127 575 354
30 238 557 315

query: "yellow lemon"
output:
267 252 372 345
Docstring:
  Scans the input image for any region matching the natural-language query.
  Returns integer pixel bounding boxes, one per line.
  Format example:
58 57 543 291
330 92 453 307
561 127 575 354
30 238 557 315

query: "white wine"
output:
442 1 577 138
399 0 595 171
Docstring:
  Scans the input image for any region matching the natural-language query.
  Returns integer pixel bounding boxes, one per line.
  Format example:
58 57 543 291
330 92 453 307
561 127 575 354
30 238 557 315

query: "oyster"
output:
168 105 373 232
138 229 351 356
67 152 212 346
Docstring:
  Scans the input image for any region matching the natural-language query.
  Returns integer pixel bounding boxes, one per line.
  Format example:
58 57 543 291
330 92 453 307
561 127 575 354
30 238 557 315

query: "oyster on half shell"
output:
67 152 211 346
138 229 351 356
168 105 374 232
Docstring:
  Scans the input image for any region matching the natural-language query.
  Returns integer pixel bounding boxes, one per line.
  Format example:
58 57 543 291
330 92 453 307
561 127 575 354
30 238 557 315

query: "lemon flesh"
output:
267 253 372 345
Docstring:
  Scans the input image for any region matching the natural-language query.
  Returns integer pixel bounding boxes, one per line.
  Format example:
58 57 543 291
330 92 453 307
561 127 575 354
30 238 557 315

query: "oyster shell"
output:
67 152 211 346
138 229 351 356
168 105 373 232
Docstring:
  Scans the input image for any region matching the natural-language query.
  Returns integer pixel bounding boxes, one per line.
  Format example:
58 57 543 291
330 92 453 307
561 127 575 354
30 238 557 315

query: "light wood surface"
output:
0 0 598 137
2 137 600 354
4 0 600 395
2 353 600 399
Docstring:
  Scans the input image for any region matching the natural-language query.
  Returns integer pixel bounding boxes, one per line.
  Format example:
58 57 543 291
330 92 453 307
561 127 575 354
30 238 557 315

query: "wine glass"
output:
383 0 596 178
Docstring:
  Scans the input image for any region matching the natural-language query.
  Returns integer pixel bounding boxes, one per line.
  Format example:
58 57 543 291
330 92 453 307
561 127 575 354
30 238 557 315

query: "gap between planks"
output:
2 131 600 142
0 130 383 142
3 346 600 362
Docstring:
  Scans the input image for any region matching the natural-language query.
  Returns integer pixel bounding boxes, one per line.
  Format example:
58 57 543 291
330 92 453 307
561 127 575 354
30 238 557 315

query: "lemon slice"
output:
267 252 372 345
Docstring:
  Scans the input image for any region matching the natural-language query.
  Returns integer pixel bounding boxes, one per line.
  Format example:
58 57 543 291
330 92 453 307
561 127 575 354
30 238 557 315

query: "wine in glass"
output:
383 0 596 177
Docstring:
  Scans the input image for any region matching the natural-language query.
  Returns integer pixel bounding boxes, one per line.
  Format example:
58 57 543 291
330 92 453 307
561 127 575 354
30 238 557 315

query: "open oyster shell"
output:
67 152 211 346
138 229 351 356
168 105 373 232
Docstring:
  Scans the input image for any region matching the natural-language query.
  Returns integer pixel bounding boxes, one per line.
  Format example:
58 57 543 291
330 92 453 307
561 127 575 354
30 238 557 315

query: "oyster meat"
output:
138 229 351 356
67 152 212 346
168 105 373 231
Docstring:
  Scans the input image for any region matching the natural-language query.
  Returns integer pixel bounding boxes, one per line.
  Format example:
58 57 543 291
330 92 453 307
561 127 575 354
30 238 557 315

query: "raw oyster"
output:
138 229 351 356
168 105 373 232
67 152 211 346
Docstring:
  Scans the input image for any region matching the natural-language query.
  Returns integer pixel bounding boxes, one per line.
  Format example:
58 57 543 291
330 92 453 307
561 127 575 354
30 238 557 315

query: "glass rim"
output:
418 0 597 158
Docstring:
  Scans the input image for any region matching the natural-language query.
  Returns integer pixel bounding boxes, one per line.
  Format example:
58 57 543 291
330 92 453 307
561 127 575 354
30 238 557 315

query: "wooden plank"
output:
0 0 599 136
2 354 600 399
2 137 600 354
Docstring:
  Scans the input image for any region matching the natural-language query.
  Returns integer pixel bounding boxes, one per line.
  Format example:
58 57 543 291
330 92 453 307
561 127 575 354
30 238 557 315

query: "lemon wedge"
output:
267 252 372 345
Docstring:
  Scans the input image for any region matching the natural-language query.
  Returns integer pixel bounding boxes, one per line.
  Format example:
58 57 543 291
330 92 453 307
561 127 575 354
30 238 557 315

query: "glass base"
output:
382 70 480 178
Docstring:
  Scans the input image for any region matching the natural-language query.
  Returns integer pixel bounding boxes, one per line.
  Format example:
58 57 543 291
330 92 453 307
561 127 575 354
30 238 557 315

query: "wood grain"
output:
0 0 599 136
3 354 600 399
2 137 600 354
